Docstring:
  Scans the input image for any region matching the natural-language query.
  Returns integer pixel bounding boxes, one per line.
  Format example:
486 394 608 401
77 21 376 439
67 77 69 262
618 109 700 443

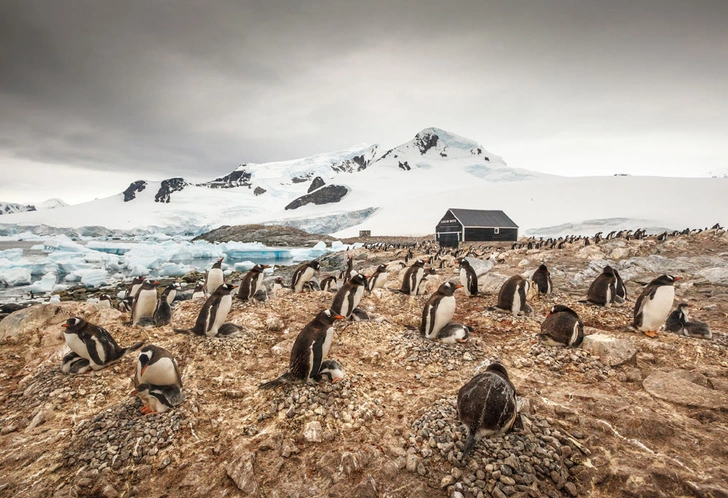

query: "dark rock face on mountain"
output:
155 178 188 203
291 174 312 184
398 161 411 171
1 203 36 215
414 131 439 154
308 177 326 193
123 181 147 202
285 185 348 211
254 187 266 196
205 168 252 188
331 154 370 173
192 224 333 246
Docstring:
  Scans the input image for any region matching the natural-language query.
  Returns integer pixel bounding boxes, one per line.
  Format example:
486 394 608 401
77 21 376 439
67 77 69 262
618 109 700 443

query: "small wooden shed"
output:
436 208 518 247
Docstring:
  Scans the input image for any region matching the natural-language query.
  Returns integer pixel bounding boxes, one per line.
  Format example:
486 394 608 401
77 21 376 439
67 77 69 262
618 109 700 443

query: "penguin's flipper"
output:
310 339 325 383
121 340 146 356
206 297 221 334
85 338 106 367
463 429 477 456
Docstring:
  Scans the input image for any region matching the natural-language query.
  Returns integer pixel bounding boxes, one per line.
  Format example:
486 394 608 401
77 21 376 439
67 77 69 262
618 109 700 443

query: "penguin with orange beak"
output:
134 344 182 388
420 281 462 340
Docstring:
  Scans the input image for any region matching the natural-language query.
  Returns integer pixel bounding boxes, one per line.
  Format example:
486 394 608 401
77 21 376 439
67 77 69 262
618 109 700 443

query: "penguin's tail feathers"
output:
576 299 590 304
122 340 146 355
463 430 476 457
259 373 292 390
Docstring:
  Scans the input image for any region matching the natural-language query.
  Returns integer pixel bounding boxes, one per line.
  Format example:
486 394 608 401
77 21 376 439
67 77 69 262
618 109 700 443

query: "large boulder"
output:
285 185 348 210
581 333 637 366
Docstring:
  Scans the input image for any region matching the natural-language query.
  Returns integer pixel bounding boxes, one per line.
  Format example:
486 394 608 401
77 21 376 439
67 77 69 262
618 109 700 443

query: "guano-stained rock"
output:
643 370 727 410
226 450 258 495
580 333 637 366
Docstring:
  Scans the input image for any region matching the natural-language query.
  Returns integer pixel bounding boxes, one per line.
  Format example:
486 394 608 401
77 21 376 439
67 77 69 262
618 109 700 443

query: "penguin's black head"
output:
377 264 387 272
485 361 510 380
439 281 463 295
213 257 224 268
275 277 283 284
217 283 237 294
133 276 145 284
100 294 111 301
652 274 682 286
320 309 345 323
62 317 85 330
138 348 154 374
603 266 615 276
539 264 548 271
310 261 321 271
549 304 578 318
351 274 368 285
414 259 425 266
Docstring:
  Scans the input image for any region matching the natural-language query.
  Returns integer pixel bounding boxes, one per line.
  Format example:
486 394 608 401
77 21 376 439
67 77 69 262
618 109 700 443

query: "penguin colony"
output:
57 225 721 451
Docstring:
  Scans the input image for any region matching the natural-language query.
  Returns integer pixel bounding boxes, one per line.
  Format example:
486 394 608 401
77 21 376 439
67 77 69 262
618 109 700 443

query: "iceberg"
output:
28 272 57 293
0 267 32 286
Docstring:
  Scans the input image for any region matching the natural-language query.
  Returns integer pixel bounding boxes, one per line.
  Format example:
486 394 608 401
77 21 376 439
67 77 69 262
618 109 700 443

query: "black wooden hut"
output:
436 208 518 247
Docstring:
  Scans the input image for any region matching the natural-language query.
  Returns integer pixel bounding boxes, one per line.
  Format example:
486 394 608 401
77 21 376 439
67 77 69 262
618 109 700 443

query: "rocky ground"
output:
192 224 335 246
1 230 727 498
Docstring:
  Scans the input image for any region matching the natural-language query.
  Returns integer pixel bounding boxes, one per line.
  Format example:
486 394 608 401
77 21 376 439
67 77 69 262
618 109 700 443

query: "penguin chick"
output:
435 323 472 343
132 383 186 414
62 317 145 371
318 359 345 383
633 275 681 337
457 362 518 456
420 281 462 339
666 303 712 339
539 304 584 347
60 351 91 374
134 345 183 388
586 266 618 307
259 310 344 389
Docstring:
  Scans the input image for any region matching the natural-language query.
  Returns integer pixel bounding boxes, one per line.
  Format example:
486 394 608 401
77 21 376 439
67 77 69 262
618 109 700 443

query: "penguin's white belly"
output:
208 295 232 336
138 357 179 386
321 327 334 362
427 296 456 339
295 268 314 293
511 291 521 315
254 273 264 295
206 269 224 294
351 286 364 310
98 300 111 309
640 286 675 331
459 269 470 295
412 269 424 295
372 273 387 289
65 333 91 361
166 290 176 305
134 292 157 324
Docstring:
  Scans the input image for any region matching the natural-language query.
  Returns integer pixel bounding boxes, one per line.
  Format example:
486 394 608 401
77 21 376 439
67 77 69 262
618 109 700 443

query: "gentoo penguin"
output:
205 257 225 295
291 261 321 293
398 259 427 295
134 344 183 388
539 304 584 347
192 281 206 299
131 280 159 326
458 259 479 296
124 276 146 301
61 351 91 374
531 264 552 295
496 276 533 316
586 266 618 307
614 269 627 304
271 276 285 297
97 294 112 309
340 255 354 283
349 308 371 322
163 283 180 306
259 309 344 389
236 264 270 301
435 323 472 344
633 275 681 337
366 264 388 291
331 273 368 318
457 362 518 456
420 281 462 339
320 275 338 292
61 317 144 373
132 383 186 414
153 289 173 327
665 303 712 339
416 268 437 295
318 359 345 383
174 283 238 337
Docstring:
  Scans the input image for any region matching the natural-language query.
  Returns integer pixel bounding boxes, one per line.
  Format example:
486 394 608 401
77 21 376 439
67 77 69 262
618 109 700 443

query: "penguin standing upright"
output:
120 276 146 311
291 261 320 293
259 310 344 389
587 266 618 307
614 269 627 304
331 273 368 318
61 317 145 373
366 264 389 291
205 257 225 295
154 285 176 326
134 344 183 388
420 281 462 339
174 283 238 337
496 276 533 315
236 264 270 301
531 264 553 295
633 274 681 337
457 362 518 456
539 304 584 347
398 259 427 295
131 280 159 326
459 259 479 296
340 255 354 283
132 383 186 414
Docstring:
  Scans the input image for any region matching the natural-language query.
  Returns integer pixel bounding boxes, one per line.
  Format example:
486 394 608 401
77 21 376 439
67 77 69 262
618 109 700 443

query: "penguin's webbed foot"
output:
643 330 658 338
140 405 151 414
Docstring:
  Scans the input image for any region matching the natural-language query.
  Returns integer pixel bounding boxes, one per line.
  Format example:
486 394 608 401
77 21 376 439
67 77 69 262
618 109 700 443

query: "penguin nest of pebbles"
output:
525 343 611 380
63 398 185 471
388 329 492 370
407 396 586 498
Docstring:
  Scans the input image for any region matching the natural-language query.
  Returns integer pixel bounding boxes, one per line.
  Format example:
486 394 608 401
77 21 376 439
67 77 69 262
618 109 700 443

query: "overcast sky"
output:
1 0 726 204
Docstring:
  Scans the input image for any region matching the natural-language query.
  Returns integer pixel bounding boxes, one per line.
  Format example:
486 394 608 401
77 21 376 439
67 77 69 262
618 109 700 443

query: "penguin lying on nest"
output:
259 310 344 389
538 305 584 347
61 318 145 374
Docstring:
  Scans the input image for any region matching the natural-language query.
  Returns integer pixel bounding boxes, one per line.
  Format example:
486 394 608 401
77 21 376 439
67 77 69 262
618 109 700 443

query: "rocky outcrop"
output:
253 187 266 196
123 180 147 202
398 161 411 171
643 370 727 409
414 130 439 154
308 177 326 193
155 178 188 203
0 202 36 215
205 168 252 188
331 154 369 173
192 224 333 246
285 185 348 210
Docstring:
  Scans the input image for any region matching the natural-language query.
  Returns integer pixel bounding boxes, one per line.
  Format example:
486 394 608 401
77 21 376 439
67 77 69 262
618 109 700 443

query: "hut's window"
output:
494 228 500 234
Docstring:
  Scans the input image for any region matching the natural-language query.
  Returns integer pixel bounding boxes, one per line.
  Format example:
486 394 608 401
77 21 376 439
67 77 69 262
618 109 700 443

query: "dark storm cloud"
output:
1 0 726 181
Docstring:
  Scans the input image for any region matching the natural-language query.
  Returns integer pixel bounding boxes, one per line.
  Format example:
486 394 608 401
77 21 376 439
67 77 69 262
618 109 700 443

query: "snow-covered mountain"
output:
0 198 68 216
0 128 725 238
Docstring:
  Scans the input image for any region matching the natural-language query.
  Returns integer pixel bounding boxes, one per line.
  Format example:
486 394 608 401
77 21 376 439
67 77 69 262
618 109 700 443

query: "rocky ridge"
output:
0 230 727 497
